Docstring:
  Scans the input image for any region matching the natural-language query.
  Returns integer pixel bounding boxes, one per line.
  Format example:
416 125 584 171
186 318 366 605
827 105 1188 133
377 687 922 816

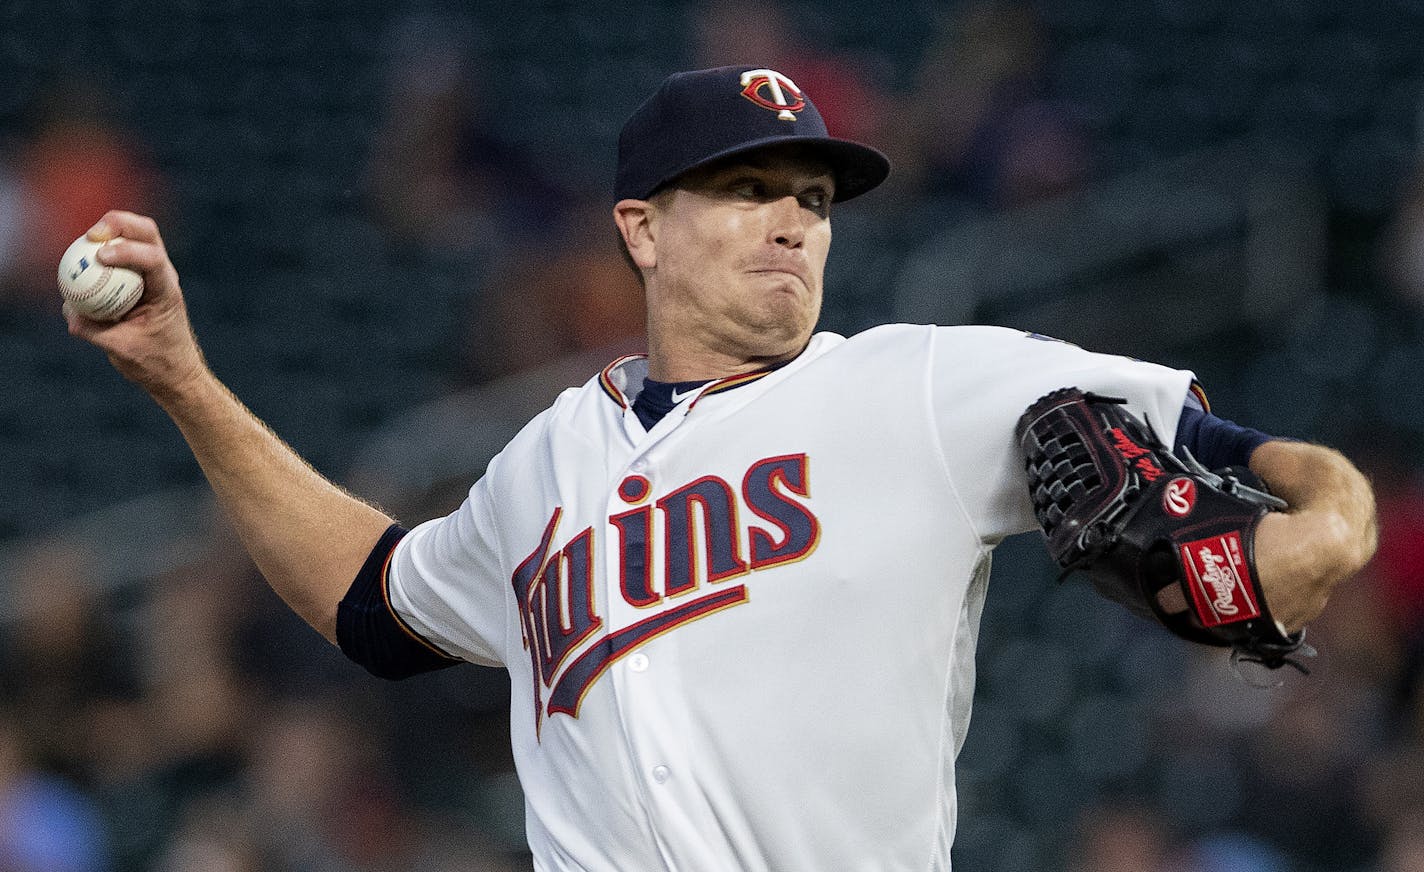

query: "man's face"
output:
645 148 835 364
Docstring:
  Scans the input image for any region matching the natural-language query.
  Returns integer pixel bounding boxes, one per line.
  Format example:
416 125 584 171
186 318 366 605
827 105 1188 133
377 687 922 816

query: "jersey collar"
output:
598 354 649 409
597 333 843 410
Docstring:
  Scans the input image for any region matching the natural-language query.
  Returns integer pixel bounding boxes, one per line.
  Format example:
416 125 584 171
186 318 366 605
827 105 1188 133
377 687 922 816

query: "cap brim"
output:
650 135 891 203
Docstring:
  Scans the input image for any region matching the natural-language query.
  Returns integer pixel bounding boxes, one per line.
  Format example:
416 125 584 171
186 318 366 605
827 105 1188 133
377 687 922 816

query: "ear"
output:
613 198 658 272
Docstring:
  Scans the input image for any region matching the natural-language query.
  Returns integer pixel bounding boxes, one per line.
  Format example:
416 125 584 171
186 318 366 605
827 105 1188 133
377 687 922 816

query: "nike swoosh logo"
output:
671 388 695 403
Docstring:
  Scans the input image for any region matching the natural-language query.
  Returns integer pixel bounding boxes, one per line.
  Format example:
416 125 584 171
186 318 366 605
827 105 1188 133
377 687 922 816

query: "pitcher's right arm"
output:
64 211 392 643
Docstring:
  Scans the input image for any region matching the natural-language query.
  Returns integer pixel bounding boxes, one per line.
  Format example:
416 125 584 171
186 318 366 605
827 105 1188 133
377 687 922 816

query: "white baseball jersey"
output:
387 324 1194 871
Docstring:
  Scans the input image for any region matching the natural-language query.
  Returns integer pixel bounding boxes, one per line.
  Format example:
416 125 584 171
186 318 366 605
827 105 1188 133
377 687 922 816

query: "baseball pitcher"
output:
65 67 1377 870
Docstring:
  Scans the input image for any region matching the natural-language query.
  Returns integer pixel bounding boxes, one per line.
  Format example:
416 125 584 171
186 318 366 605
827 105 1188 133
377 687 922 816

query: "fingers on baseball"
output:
88 210 163 246
94 236 179 308
97 237 165 273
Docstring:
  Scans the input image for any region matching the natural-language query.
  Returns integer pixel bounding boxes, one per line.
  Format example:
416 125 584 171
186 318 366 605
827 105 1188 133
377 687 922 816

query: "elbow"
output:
311 604 340 647
335 524 463 681
1310 467 1378 581
1335 458 1380 576
1341 509 1380 578
1269 442 1380 579
1316 499 1378 584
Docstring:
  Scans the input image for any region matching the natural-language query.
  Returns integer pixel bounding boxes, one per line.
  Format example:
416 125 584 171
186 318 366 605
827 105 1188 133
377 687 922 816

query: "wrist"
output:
148 360 220 414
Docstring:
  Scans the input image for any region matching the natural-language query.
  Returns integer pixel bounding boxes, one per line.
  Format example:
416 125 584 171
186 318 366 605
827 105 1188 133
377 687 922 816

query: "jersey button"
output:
630 459 649 474
629 652 649 672
651 765 670 784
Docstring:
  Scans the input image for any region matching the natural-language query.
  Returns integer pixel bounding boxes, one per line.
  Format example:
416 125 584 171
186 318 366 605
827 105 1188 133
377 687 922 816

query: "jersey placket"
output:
601 394 715 863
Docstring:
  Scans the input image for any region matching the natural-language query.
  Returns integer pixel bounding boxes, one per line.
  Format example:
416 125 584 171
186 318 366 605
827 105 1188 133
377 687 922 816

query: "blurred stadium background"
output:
1 0 1423 869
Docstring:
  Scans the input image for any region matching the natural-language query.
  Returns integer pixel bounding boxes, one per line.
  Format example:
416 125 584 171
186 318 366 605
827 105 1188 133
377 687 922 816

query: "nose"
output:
767 195 804 249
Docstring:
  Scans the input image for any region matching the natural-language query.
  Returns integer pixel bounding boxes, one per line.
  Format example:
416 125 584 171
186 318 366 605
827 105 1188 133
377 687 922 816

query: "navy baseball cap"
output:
615 65 890 203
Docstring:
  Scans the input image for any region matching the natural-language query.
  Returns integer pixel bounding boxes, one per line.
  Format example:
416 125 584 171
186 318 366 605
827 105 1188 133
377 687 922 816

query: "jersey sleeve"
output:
337 523 465 679
931 327 1196 544
385 457 512 668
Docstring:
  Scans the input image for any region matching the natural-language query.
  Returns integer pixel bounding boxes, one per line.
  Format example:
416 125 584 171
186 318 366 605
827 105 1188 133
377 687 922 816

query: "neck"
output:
643 301 812 382
645 335 805 382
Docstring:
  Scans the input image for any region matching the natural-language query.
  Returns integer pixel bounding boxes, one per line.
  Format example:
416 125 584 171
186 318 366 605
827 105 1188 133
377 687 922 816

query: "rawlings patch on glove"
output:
1015 387 1309 672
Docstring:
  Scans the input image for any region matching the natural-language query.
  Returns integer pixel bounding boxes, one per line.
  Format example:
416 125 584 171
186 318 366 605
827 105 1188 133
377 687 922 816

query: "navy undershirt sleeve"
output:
1173 403 1276 470
336 522 464 680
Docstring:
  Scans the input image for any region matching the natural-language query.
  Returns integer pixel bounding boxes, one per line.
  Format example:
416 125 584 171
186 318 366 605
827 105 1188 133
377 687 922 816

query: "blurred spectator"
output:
1 77 166 312
154 795 266 872
1375 808 1424 872
141 550 260 778
1235 665 1384 867
1363 464 1424 645
82 549 261 871
461 199 645 383
893 0 1089 209
83 695 178 872
1383 158 1424 314
1067 800 1172 872
1307 562 1410 691
240 696 421 872
1360 746 1424 852
1344 439 1424 776
0 714 111 872
0 540 136 780
691 0 889 146
0 147 21 290
363 11 572 262
1170 832 1291 872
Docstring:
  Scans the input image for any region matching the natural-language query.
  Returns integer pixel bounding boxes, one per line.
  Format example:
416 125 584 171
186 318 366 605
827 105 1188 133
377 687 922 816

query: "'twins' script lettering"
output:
513 454 819 735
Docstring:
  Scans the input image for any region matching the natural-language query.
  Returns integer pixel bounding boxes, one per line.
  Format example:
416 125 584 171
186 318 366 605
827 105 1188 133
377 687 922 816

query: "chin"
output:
743 308 816 352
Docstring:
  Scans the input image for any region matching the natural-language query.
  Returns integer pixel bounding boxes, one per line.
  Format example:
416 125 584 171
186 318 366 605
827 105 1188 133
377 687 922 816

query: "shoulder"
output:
794 324 1082 384
929 325 1094 362
524 379 609 441
924 326 1188 379
847 323 1193 426
835 324 1067 353
492 371 618 466
822 324 1190 379
822 324 1097 369
809 323 932 362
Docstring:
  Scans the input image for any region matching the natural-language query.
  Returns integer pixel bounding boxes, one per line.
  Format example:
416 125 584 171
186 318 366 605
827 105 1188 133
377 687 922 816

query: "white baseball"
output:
57 235 145 321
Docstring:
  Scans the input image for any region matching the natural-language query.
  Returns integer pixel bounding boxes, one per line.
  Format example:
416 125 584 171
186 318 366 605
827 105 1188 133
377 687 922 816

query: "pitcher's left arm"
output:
1249 440 1379 633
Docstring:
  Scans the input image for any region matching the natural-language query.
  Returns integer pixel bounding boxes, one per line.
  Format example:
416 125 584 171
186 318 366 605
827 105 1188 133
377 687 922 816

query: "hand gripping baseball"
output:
63 211 210 403
1015 387 1311 672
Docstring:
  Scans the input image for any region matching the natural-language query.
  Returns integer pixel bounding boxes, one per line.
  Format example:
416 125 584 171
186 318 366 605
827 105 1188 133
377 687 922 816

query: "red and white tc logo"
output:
739 68 805 121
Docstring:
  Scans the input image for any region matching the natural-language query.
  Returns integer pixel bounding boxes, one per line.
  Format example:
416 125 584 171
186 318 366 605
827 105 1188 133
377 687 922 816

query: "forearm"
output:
157 368 392 643
1249 439 1378 632
66 212 391 646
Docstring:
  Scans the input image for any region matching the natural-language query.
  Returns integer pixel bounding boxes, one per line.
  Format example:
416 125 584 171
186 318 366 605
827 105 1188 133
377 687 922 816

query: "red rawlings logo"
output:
1163 477 1196 517
1180 533 1260 627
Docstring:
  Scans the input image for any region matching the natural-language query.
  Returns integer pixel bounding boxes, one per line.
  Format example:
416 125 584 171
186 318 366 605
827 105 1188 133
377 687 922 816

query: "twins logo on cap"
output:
739 69 804 121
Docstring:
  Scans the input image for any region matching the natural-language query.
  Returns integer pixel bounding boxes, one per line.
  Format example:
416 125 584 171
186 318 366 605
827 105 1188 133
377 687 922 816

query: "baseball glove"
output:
1015 387 1309 672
